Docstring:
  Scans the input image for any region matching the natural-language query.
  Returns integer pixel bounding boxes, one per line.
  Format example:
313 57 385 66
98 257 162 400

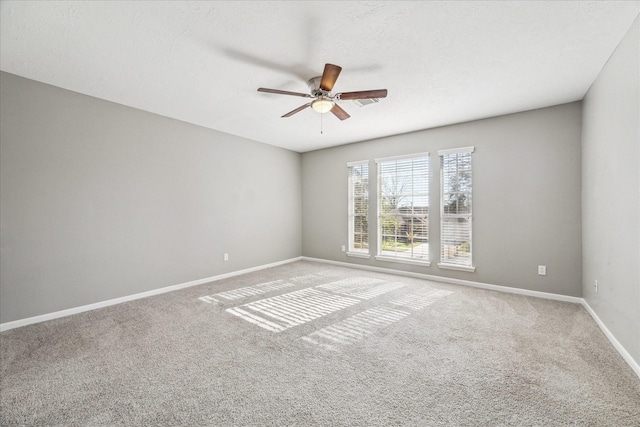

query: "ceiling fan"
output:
257 63 388 120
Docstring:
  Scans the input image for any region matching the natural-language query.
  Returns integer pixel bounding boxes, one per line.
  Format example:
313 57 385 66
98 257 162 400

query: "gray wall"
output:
0 72 302 324
581 17 639 366
302 102 583 296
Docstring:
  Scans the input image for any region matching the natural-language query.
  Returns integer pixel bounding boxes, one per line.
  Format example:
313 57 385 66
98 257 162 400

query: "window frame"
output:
374 153 431 266
347 160 370 258
438 146 475 272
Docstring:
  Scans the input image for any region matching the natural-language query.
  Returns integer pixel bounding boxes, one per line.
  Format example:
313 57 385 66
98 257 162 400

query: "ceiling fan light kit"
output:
311 97 335 114
257 63 388 121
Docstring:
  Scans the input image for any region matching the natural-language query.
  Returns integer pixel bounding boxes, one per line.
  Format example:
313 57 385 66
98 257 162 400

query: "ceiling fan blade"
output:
258 88 312 98
330 104 351 121
337 89 388 100
282 103 312 118
320 63 342 92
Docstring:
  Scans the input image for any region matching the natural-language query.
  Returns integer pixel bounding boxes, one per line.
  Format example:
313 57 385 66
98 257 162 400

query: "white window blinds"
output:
439 147 474 270
376 154 430 263
347 161 369 255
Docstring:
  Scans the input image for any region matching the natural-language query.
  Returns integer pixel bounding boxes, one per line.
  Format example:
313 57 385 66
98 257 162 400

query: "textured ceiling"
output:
1 1 638 152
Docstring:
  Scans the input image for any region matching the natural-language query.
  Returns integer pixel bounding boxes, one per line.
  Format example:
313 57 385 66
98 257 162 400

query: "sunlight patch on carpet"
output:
287 274 325 284
389 289 454 310
315 269 349 277
198 279 295 304
316 277 405 299
226 288 360 332
300 306 411 351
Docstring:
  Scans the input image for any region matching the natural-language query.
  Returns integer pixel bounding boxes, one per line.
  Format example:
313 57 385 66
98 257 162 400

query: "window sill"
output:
375 256 430 267
347 251 371 259
437 263 476 272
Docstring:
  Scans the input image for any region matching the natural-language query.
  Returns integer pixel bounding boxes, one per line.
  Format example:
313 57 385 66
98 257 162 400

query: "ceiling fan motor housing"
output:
307 76 331 98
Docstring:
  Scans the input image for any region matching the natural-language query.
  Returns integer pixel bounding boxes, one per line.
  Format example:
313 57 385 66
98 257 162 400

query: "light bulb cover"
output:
311 97 335 114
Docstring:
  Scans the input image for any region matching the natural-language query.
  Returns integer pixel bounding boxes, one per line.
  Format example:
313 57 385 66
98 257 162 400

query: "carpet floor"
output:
1 260 639 426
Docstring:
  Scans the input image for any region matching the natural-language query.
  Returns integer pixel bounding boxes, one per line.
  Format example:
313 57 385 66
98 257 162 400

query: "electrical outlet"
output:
224 253 229 261
538 265 546 276
595 280 598 292
342 245 346 252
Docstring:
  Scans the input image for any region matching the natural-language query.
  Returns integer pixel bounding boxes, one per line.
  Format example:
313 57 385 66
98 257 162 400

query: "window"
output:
439 147 475 272
376 153 430 265
347 161 369 257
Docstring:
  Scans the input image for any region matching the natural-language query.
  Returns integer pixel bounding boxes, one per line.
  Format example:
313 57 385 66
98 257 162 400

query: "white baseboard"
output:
302 257 582 303
0 257 302 332
4 255 638 381
580 300 640 379
302 256 640 379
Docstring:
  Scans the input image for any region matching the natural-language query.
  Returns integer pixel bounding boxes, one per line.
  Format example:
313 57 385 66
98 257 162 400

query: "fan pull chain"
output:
320 110 324 134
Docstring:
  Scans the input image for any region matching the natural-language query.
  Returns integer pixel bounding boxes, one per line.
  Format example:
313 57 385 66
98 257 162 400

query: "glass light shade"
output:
311 97 335 114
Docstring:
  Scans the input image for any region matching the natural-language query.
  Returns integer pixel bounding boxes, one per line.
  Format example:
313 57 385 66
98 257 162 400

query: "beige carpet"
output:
1 260 639 426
